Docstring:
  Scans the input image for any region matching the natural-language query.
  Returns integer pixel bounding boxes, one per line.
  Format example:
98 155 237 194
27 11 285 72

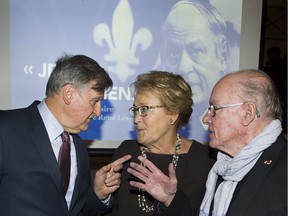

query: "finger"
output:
105 173 121 184
112 163 123 173
97 163 111 175
129 162 152 177
127 167 149 183
111 154 132 171
168 163 176 178
129 180 146 191
112 154 132 165
103 185 120 194
137 156 161 173
168 163 177 184
105 177 121 187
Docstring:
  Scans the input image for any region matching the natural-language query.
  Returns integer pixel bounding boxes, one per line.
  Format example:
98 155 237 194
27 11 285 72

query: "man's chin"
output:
208 136 220 148
82 127 89 132
79 125 90 133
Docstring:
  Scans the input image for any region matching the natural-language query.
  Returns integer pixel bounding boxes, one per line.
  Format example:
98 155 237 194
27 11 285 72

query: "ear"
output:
217 36 230 76
62 84 75 105
169 112 180 125
242 103 258 126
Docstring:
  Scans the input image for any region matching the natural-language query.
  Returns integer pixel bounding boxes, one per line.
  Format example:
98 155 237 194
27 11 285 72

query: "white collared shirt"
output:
37 100 77 208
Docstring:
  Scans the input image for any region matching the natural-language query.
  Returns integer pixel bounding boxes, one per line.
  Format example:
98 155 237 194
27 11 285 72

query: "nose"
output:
133 112 142 124
202 109 211 125
178 50 196 72
93 101 102 117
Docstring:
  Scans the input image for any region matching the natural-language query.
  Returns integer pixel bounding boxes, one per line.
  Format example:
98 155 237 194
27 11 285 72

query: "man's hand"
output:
127 156 177 207
93 154 132 200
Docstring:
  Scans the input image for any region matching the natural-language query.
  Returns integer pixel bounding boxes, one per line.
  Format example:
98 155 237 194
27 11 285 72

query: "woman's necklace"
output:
138 133 182 212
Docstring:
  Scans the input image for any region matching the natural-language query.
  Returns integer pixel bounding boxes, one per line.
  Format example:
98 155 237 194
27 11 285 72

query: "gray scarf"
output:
199 119 282 216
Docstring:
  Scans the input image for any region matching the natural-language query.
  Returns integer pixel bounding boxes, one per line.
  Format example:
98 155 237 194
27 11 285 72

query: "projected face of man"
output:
161 3 228 104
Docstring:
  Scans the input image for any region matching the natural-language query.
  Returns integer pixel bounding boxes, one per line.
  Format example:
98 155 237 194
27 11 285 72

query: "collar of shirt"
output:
37 99 64 143
37 99 77 208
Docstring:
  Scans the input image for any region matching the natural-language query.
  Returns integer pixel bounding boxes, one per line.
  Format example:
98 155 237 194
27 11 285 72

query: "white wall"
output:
239 0 263 69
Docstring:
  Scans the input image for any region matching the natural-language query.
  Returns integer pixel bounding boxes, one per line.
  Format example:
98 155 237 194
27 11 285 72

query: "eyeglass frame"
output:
129 105 165 117
208 102 260 118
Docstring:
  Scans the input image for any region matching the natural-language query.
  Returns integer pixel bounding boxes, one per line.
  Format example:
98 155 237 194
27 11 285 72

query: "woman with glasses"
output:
127 69 286 216
103 71 216 216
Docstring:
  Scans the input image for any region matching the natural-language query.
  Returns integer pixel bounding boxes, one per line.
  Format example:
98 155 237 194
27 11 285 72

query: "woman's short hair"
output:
131 70 194 128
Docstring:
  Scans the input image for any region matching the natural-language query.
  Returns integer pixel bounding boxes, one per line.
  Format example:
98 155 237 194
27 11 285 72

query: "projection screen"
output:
0 0 263 149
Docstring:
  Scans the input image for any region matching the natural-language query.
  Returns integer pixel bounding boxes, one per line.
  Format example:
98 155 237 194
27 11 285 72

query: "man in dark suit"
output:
127 69 287 216
0 54 131 215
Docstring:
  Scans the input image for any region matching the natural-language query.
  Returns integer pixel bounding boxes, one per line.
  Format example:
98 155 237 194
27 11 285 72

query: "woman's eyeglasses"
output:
129 105 164 117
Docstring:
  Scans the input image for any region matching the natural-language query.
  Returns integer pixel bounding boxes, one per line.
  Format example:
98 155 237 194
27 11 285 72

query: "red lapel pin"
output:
264 160 272 165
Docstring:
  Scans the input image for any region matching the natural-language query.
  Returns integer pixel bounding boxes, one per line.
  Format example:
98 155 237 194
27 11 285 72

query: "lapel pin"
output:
264 160 272 165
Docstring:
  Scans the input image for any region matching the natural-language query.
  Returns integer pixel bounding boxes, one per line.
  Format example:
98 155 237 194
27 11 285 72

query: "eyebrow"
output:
92 95 103 100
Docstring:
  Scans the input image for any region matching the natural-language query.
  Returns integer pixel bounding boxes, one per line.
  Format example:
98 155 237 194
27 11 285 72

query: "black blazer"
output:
0 101 110 216
155 135 287 216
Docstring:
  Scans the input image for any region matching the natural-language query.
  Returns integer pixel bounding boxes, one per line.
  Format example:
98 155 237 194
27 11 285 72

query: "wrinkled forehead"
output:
210 76 238 102
163 5 213 46
164 4 209 31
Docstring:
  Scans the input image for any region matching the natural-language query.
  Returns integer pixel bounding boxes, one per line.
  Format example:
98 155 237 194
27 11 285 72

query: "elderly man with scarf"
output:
127 69 287 216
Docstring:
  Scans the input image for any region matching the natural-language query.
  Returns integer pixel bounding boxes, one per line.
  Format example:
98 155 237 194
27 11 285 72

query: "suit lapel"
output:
228 137 285 215
27 102 64 196
69 134 85 210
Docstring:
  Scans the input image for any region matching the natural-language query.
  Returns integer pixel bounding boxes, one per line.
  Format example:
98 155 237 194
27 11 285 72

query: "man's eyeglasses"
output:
129 105 164 117
208 102 260 117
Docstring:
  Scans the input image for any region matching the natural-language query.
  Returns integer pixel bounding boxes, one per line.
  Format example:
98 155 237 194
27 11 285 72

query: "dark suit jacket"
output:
0 101 110 216
155 135 287 216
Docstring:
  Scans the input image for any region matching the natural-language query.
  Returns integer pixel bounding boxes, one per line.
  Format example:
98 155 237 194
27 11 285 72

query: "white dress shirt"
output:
37 100 77 208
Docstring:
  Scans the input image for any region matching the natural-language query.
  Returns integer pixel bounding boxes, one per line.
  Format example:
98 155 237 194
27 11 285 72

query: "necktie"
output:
58 131 71 194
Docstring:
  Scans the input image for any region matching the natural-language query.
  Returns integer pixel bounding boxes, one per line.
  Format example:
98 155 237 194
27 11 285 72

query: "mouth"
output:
209 129 215 138
208 127 214 134
136 127 146 134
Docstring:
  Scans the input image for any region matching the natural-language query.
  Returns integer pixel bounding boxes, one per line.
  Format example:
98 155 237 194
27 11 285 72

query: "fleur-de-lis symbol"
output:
93 0 153 82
